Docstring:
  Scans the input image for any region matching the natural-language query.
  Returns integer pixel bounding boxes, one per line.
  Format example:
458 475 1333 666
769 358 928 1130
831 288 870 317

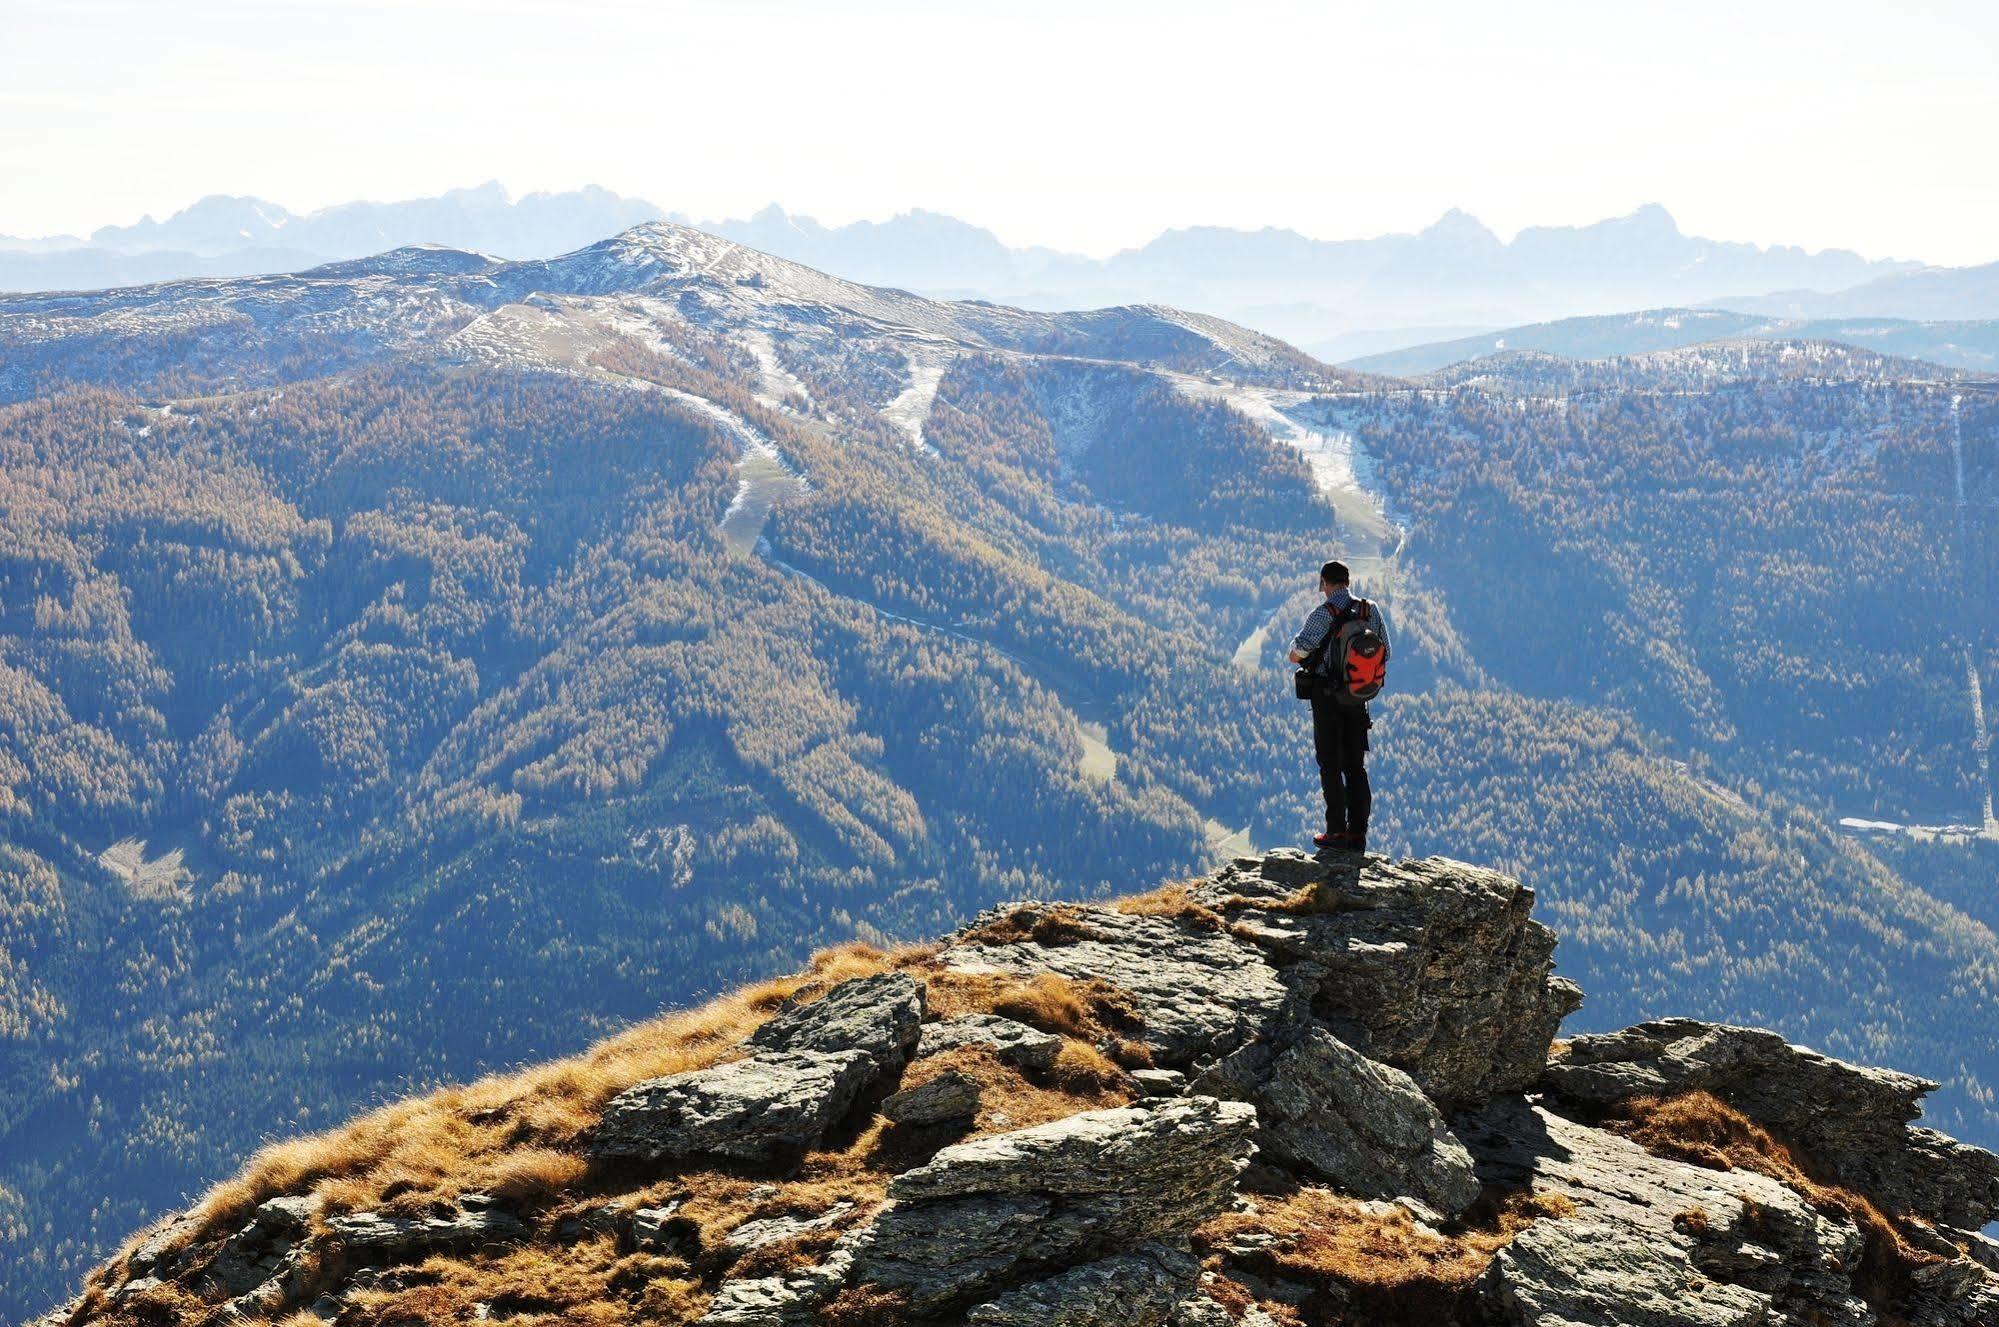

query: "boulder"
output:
942 906 1290 1067
721 1202 857 1260
858 1097 1257 1310
326 1193 527 1264
201 1193 322 1297
882 1069 981 1126
1543 1018 1999 1228
1201 852 1581 1106
1131 1068 1187 1098
1254 1027 1480 1216
698 1097 1256 1322
592 972 930 1167
964 1243 1201 1326
917 1013 1063 1073
590 1048 877 1165
886 1096 1256 1219
1460 1095 1870 1327
747 971 925 1075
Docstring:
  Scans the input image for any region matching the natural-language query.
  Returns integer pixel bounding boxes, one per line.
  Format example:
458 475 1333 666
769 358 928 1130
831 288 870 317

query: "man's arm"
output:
1288 605 1332 664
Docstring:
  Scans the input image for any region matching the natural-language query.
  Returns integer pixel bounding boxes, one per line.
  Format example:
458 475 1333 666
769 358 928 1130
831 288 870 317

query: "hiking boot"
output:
1313 830 1350 852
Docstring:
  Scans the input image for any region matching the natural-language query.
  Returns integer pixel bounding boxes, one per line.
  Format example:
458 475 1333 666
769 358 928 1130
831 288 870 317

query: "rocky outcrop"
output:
589 1048 882 1165
964 1243 1202 1326
591 972 926 1165
881 1068 981 1126
918 1013 1064 1073
701 1097 1257 1323
1197 851 1583 1105
1251 1028 1481 1216
326 1193 528 1261
48 851 1999 1327
1463 1095 1872 1327
942 903 1291 1067
1544 1018 1999 1229
746 971 925 1074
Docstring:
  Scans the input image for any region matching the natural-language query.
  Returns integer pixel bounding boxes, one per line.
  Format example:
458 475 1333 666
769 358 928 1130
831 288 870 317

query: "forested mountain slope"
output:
1 223 1993 1320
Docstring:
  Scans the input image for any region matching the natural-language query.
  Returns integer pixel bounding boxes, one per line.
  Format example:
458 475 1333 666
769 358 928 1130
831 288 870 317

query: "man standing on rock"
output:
1288 559 1389 855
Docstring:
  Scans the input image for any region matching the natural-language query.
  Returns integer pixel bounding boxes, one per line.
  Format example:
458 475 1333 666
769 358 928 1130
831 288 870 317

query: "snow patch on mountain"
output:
881 345 953 454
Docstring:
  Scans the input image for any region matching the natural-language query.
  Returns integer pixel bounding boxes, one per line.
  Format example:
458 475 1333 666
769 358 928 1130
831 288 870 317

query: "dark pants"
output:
1310 695 1371 839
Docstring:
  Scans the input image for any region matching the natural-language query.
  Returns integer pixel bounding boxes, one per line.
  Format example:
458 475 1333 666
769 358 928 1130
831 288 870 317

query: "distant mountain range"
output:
10 184 1981 351
0 182 664 291
1351 308 1999 376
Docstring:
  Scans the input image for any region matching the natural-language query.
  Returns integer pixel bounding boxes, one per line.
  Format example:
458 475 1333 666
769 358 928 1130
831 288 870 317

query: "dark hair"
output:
1320 560 1350 586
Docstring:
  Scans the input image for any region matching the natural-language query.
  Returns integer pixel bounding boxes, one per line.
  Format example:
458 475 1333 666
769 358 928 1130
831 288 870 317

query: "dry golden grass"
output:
897 1043 1133 1136
76 929 1161 1327
923 965 1143 1040
91 942 921 1293
1609 1090 1940 1306
341 1236 708 1327
1196 1185 1571 1322
955 904 1105 948
1111 881 1224 930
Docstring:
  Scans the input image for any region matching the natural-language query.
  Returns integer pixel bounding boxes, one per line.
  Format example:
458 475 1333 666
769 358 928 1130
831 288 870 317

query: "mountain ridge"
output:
32 849 1999 1327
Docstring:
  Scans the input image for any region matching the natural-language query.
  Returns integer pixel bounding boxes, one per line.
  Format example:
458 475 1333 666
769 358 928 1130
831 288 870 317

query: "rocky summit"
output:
39 852 1999 1327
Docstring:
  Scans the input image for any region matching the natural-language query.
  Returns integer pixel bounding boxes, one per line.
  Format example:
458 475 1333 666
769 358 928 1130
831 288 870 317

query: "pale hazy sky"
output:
5 0 1997 263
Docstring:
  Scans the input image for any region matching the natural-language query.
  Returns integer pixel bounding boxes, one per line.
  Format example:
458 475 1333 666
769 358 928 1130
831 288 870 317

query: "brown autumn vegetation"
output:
75 935 1165 1327
1194 1184 1575 1324
1607 1090 1942 1304
1110 880 1226 930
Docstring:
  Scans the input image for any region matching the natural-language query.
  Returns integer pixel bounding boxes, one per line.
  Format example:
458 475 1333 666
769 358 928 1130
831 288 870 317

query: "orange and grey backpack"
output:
1306 598 1388 705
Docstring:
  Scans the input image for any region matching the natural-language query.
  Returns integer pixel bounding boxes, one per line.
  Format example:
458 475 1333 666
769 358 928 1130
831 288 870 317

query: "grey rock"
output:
1947 1224 1999 1275
629 1200 694 1253
1461 1095 1870 1327
1255 1027 1481 1216
965 1243 1200 1325
748 971 925 1076
858 1097 1257 1311
1544 1018 1999 1228
1132 1068 1187 1098
882 1069 981 1125
202 1194 322 1295
694 1251 856 1327
1168 1292 1249 1327
942 904 1290 1067
325 1195 527 1262
1904 1256 1999 1327
720 1202 856 1259
888 1096 1255 1215
918 1013 1063 1073
1202 852 1581 1106
595 973 929 1167
700 1097 1257 1322
590 1048 877 1165
121 1211 204 1282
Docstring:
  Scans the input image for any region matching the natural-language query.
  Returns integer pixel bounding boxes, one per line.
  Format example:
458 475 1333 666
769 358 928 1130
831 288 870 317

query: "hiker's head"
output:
1320 560 1350 593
